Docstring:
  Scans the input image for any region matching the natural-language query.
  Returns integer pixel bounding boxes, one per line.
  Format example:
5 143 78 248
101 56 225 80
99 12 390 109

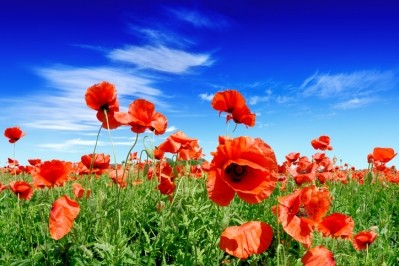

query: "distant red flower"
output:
353 231 377 251
49 195 80 240
8 158 19 167
85 81 121 129
220 221 273 260
285 152 300 164
226 105 256 127
311 135 333 151
212 89 246 114
115 99 167 135
4 126 26 143
158 175 176 202
72 183 91 199
318 213 354 239
211 89 256 127
372 147 397 164
28 159 42 166
81 153 110 174
32 160 72 188
207 136 278 206
108 166 127 188
158 131 197 154
301 246 336 266
0 182 7 193
9 181 33 200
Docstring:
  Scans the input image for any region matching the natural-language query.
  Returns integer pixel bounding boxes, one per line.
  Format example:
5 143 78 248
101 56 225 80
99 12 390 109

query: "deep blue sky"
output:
1 0 398 168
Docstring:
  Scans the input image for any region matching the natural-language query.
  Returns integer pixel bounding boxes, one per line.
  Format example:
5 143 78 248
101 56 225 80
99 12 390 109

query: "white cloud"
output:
333 97 375 110
301 70 397 99
168 8 229 29
199 93 214 101
249 89 272 105
3 65 173 132
166 125 177 133
38 139 103 150
37 138 131 150
128 26 195 48
108 45 213 74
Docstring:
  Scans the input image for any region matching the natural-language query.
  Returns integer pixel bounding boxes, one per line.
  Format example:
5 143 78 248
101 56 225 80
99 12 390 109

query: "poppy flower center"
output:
225 163 246 182
100 104 109 112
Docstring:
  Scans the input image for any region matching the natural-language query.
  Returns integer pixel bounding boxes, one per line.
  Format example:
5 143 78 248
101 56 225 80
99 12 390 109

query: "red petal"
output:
49 195 80 240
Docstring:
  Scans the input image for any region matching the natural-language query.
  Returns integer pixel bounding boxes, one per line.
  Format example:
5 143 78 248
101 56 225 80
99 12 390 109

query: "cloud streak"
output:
300 70 398 99
168 8 229 29
108 45 213 74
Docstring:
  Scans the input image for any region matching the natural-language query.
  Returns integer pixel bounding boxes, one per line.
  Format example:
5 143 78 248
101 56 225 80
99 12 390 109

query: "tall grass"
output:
1 169 398 265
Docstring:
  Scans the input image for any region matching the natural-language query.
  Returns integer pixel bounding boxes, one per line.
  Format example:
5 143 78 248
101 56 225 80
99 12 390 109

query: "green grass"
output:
1 169 399 265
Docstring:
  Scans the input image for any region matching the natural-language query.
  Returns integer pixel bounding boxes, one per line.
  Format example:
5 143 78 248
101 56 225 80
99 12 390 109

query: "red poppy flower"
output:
4 127 26 143
158 175 176 200
287 156 317 185
211 89 256 127
8 158 19 167
353 231 377 251
85 81 121 129
311 135 333 151
318 213 354 239
9 181 34 200
81 153 110 174
0 182 7 193
32 160 72 188
72 183 91 199
273 185 331 246
28 159 42 166
372 147 397 164
273 189 313 246
108 166 127 188
114 99 167 135
301 246 336 266
285 152 300 164
220 221 273 260
207 136 278 206
212 89 246 114
49 195 80 240
226 105 256 127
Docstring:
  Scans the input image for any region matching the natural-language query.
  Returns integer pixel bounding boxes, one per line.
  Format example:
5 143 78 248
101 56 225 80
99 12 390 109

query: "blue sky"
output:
1 0 398 169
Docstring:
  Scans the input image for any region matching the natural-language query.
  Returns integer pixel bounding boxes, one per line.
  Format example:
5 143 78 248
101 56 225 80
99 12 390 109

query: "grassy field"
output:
1 164 398 266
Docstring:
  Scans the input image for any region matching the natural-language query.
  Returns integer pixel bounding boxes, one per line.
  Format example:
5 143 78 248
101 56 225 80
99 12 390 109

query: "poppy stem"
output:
103 110 121 211
122 133 139 187
89 125 103 175
13 143 16 177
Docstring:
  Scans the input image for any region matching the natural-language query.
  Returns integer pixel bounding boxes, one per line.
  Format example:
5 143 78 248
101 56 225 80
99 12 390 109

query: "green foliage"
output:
1 171 399 265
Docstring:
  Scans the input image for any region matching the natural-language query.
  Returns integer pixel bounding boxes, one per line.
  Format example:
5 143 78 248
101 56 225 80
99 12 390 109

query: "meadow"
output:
1 84 398 265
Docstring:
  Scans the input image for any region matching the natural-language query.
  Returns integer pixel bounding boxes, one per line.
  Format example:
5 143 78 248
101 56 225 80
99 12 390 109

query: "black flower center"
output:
225 163 246 182
100 104 109 112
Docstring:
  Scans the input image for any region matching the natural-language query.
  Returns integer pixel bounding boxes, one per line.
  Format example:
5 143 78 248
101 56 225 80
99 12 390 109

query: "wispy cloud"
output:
108 45 213 74
199 93 214 101
37 138 131 150
5 66 170 131
300 70 398 99
333 97 376 110
168 8 229 29
165 125 177 133
128 26 195 48
249 89 272 105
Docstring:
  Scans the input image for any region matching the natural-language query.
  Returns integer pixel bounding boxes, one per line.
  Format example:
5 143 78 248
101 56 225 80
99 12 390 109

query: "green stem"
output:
123 133 139 188
89 125 103 175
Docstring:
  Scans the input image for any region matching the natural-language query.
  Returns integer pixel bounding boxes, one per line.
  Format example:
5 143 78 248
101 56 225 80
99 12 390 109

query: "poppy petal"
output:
220 221 273 260
301 246 336 266
206 171 235 206
49 195 80 240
